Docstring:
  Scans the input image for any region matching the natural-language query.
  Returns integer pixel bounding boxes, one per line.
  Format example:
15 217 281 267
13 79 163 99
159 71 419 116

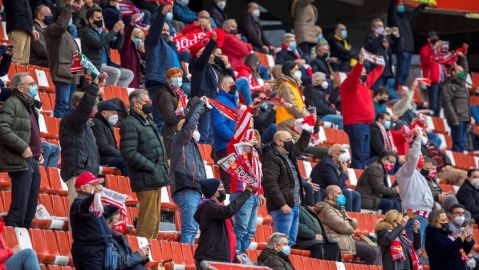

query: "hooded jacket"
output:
257 248 295 270
92 113 120 165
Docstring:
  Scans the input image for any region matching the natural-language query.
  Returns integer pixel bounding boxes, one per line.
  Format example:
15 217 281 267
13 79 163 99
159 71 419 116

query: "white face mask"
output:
192 130 201 142
292 70 302 81
321 81 329 89
252 9 260 18
177 0 189 6
338 152 350 163
217 1 226 10
115 3 120 10
421 136 428 145
108 114 119 126
471 178 479 189
454 215 465 226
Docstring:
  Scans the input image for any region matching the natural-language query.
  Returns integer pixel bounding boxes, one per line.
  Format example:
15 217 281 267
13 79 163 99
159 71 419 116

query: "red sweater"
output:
340 63 383 125
221 33 251 70
420 43 441 84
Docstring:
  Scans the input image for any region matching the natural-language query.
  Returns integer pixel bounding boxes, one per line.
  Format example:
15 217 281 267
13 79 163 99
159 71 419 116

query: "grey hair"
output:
266 232 288 249
282 33 295 43
222 19 236 30
312 72 326 81
129 89 148 105
11 73 31 89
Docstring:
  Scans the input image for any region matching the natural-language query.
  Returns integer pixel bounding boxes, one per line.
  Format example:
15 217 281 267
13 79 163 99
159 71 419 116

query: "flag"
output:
227 106 254 153
118 1 137 16
217 154 261 189
363 50 386 66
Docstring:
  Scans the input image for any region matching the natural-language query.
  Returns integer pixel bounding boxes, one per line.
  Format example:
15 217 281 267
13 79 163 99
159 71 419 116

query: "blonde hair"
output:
132 28 143 39
375 210 403 232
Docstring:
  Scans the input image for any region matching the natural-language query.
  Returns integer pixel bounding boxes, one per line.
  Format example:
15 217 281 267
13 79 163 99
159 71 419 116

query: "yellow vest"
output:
276 82 305 123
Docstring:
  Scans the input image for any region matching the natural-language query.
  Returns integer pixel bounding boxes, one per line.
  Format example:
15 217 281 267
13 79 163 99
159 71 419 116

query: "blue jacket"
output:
145 11 181 84
189 40 218 98
173 3 197 24
212 91 237 153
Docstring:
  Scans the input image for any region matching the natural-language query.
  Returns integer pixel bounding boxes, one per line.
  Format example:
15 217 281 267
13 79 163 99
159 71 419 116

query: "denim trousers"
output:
230 192 259 253
320 114 344 129
378 198 402 213
5 249 40 270
236 77 252 105
198 110 213 144
405 214 429 249
344 124 371 169
173 189 202 244
271 206 300 246
41 141 60 168
450 122 469 152
53 81 76 118
395 52 412 86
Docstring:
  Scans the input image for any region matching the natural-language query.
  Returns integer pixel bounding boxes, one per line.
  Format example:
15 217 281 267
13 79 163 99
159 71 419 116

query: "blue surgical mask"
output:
397 5 405 13
28 84 39 98
281 245 291 256
288 41 297 51
260 102 268 109
336 194 346 206
165 12 173 21
133 38 141 47
384 120 391 129
375 27 385 35
68 18 73 27
171 77 183 88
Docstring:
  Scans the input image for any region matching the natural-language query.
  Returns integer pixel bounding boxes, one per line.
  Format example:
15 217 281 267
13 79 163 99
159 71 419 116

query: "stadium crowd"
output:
0 0 478 269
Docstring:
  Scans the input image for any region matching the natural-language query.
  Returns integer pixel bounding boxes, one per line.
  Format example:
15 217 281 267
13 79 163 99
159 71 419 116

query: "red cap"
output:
75 172 104 189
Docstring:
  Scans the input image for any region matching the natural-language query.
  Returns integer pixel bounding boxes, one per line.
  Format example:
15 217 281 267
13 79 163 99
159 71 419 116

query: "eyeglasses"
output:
20 82 36 87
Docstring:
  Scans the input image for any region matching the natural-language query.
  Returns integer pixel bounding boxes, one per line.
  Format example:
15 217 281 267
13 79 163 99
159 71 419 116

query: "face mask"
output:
28 84 39 98
44 15 53 25
177 0 189 6
454 215 465 226
377 99 386 105
228 85 237 95
375 27 385 35
397 5 405 13
456 71 466 81
217 190 226 202
108 114 119 126
292 70 302 81
217 1 226 10
281 245 291 256
383 120 391 129
321 81 329 89
430 38 439 45
282 140 294 153
360 75 367 83
229 29 238 35
421 136 428 145
288 41 297 51
384 162 394 173
417 156 424 169
141 103 152 115
440 222 449 230
133 38 141 47
340 29 348 39
260 102 268 109
171 77 183 88
165 12 173 21
471 178 479 189
252 9 261 18
336 194 346 206
93 19 103 28
112 220 127 234
192 130 201 142
68 18 73 27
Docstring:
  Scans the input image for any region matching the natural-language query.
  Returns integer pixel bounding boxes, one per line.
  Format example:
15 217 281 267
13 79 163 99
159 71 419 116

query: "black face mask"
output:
441 222 449 230
420 169 429 178
93 19 103 28
360 75 367 83
228 85 237 95
217 190 226 202
214 56 224 66
162 34 169 41
282 140 294 153
44 15 53 25
377 99 386 105
141 103 152 115
229 29 238 35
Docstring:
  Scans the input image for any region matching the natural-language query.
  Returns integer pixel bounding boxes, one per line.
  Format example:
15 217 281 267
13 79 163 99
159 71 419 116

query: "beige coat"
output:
293 0 319 44
314 200 358 254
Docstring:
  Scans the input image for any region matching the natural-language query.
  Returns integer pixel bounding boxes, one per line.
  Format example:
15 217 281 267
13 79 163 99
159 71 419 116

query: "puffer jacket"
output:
211 90 237 153
111 231 146 269
293 0 319 45
314 200 358 254
258 248 295 270
59 83 100 181
442 55 470 126
0 90 37 172
120 110 170 192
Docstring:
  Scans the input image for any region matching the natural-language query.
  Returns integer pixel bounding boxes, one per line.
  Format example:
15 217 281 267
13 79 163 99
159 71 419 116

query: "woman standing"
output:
425 209 475 270
375 210 422 270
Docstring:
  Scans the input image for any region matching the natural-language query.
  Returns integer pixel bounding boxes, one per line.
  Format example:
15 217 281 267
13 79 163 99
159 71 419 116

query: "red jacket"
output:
221 33 251 70
420 43 441 83
0 222 13 270
236 64 264 93
340 63 383 125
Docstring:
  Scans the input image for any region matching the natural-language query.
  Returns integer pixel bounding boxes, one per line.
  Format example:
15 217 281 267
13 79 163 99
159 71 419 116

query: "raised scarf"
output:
390 236 423 270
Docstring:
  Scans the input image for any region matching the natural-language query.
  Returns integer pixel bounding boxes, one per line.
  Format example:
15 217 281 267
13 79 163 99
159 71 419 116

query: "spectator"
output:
292 0 320 54
262 129 312 246
442 53 470 152
181 10 213 35
392 84 415 124
447 204 472 235
372 87 389 116
46 4 80 118
420 32 443 116
395 127 434 247
222 19 252 70
370 112 395 161
238 2 275 53
74 0 101 31
102 0 122 31
92 101 128 176
387 0 426 87
157 67 187 154
170 97 206 244
252 91 276 144
340 51 383 169
425 209 475 270
3 0 40 64
209 0 227 29
0 73 41 228
294 205 341 261
0 44 14 89
120 89 171 239
211 76 237 192
41 141 60 168
422 157 458 209
236 53 264 95
328 23 358 72
375 210 422 270
59 78 102 203
120 19 146 89
194 179 254 266
257 233 295 270
70 172 114 270
173 0 197 25
355 151 401 213
30 5 52 67
456 169 479 225
144 4 181 134
311 43 332 77
276 61 310 141
106 97 129 126
0 222 40 270
310 144 361 212
80 7 134 87
304 72 343 129
316 185 381 265
276 33 312 67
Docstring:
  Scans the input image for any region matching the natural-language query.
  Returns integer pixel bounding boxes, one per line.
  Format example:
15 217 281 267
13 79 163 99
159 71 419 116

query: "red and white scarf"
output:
90 188 128 219
376 121 396 152
175 87 187 111
390 236 423 270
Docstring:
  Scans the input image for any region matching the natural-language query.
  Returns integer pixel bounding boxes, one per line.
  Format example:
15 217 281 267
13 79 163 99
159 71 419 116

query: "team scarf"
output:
207 98 239 122
118 1 149 30
376 121 396 152
71 51 100 80
227 106 254 153
291 114 319 141
174 30 214 53
90 188 128 219
390 236 423 270
175 87 187 111
144 0 173 3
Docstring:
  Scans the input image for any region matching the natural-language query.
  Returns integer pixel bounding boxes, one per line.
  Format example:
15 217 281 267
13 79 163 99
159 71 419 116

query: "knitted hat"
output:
199 178 221 198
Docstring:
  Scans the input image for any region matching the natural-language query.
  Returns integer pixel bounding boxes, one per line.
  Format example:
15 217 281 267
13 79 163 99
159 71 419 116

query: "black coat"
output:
253 105 276 136
59 83 100 181
238 13 272 51
120 110 170 192
111 232 146 270
194 190 251 262
208 4 227 29
102 5 122 31
303 85 336 118
156 83 181 150
328 36 358 72
370 121 390 159
0 54 12 88
79 26 124 70
456 180 479 220
387 0 426 53
310 155 347 190
311 56 331 77
3 0 33 34
275 48 312 66
364 32 393 78
92 113 120 165
189 40 219 99
425 226 475 270
258 248 295 270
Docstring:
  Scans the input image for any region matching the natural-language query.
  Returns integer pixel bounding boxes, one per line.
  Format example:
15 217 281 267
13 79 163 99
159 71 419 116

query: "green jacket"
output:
0 90 37 172
120 110 170 192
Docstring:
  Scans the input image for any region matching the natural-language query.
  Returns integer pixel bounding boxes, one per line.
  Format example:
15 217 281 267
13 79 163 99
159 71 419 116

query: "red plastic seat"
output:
0 172 11 189
54 230 73 265
47 167 67 196
29 228 55 263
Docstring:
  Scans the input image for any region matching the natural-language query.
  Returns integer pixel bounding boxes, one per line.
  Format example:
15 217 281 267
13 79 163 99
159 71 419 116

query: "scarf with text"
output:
390 236 423 270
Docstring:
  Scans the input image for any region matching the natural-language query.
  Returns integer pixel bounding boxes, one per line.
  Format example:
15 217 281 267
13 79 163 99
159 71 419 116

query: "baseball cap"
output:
75 172 104 189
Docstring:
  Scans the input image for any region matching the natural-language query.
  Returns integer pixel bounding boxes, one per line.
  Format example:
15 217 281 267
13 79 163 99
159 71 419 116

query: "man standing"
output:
120 90 170 239
0 73 41 228
30 5 52 67
456 169 479 225
420 32 443 116
262 129 312 246
328 23 358 73
238 2 275 53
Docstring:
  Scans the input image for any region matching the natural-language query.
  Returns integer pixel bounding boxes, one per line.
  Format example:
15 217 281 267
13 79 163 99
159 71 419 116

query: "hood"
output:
375 220 394 233
276 74 299 89
194 199 210 223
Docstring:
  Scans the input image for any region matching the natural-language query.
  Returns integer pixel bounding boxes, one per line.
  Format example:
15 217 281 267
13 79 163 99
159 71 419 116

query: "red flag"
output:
174 31 213 53
71 51 83 73
208 98 239 122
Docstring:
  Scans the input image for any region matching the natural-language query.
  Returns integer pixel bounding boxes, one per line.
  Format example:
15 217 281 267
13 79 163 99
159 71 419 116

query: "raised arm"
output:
67 83 99 128
175 99 205 146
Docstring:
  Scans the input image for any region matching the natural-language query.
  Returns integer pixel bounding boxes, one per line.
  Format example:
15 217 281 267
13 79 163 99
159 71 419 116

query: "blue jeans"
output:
181 82 191 96
146 84 164 134
230 192 259 253
405 214 428 249
271 206 300 246
450 122 469 152
5 248 40 270
41 141 60 168
198 110 213 144
344 124 371 169
236 77 252 105
261 124 276 144
395 52 412 86
472 106 479 124
320 114 343 129
428 83 441 116
172 189 202 244
378 198 401 213
53 81 76 118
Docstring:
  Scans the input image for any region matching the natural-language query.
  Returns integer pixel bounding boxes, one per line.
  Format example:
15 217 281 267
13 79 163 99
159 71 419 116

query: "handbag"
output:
96 216 119 270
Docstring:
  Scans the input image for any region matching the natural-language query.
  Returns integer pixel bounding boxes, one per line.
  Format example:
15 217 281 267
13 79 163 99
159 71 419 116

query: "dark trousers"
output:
379 198 402 213
198 110 213 144
395 52 412 86
6 158 41 228
344 123 371 169
355 241 381 265
72 249 105 270
428 83 442 116
451 121 469 152
307 242 341 261
146 83 165 135
213 148 231 193
104 156 129 176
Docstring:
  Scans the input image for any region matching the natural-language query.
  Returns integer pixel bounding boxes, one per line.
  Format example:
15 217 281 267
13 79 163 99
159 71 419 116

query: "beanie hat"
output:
200 178 221 198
